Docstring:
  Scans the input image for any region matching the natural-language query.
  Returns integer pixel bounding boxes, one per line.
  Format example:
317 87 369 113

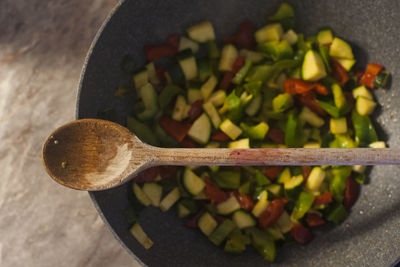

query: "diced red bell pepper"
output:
224 20 255 50
211 130 230 142
187 100 204 121
258 198 286 228
159 166 178 179
262 166 284 181
360 63 384 89
159 116 192 142
165 34 179 50
331 59 349 85
134 166 160 183
144 45 177 61
185 209 205 228
267 128 285 144
219 71 234 90
290 223 313 245
313 192 333 206
306 213 326 227
302 166 311 180
180 137 198 148
155 66 166 82
232 56 245 73
354 69 364 81
343 176 359 210
233 192 254 211
205 178 230 204
298 92 327 116
284 79 328 96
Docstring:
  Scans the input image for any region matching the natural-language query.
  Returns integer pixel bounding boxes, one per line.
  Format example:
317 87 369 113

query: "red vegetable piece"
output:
211 130 230 142
159 116 192 142
205 178 230 204
284 78 328 96
219 71 234 90
166 34 179 50
155 66 166 82
233 192 254 211
224 20 255 50
354 69 364 81
290 223 313 245
360 63 384 89
144 45 177 61
134 166 160 183
187 100 204 121
185 209 205 228
315 84 329 95
159 166 178 179
258 198 286 228
262 166 284 180
331 59 349 85
343 176 359 210
232 56 245 73
180 137 198 148
298 92 327 116
267 128 285 144
306 213 326 227
313 192 333 206
302 166 311 180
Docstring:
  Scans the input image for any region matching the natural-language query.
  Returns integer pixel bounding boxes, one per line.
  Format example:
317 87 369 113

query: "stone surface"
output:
0 1 139 266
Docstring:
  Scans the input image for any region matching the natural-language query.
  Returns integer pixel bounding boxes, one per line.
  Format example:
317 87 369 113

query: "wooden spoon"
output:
42 119 400 191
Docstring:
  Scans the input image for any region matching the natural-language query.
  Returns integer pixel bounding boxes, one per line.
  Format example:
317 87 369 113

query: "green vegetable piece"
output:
233 59 253 85
248 227 276 262
153 122 180 148
329 134 356 148
136 83 159 121
159 84 184 109
245 65 274 83
258 40 294 61
353 172 366 184
127 116 159 146
239 181 252 195
285 113 303 147
329 174 347 202
330 117 347 134
332 83 346 109
197 58 214 82
207 40 220 59
317 29 333 45
225 91 244 122
374 70 391 88
209 219 237 246
318 44 332 73
213 171 241 189
268 2 295 30
326 203 347 224
243 81 262 96
224 230 249 254
317 100 340 118
272 93 293 113
329 37 354 59
255 170 271 186
167 63 185 84
291 192 315 221
255 23 284 43
240 122 269 140
351 110 378 147
302 49 327 81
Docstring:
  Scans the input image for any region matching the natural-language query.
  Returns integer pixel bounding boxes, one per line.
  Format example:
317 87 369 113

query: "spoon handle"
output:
154 147 400 166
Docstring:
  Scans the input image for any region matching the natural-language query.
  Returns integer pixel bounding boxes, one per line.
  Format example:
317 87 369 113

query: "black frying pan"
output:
77 0 400 265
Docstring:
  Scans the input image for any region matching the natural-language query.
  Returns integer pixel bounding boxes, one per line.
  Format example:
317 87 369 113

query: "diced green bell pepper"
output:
247 227 276 262
326 203 347 224
258 40 294 61
291 192 315 221
233 59 253 85
285 113 303 148
351 110 378 147
240 122 269 140
127 116 159 146
209 219 237 246
213 171 241 189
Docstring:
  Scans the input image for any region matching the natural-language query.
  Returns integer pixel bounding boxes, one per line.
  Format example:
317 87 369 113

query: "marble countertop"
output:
0 0 139 266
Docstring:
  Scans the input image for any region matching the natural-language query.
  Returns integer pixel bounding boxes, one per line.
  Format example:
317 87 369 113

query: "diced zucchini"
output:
187 21 215 43
284 174 304 190
245 65 274 83
302 50 327 81
369 141 386 148
160 187 181 212
251 190 268 217
267 184 282 196
229 138 250 148
276 211 293 233
306 167 326 191
133 183 152 206
317 29 333 45
209 219 237 246
201 75 218 99
209 90 226 107
335 58 356 71
356 96 376 116
217 195 241 215
353 85 373 100
353 165 366 174
207 40 220 59
219 44 238 72
277 167 291 184
188 113 212 144
178 36 199 53
146 62 160 85
187 88 203 104
240 122 269 140
183 168 206 195
213 171 241 189
332 83 346 109
272 93 293 113
282 29 298 45
220 119 243 140
198 212 218 236
303 142 321 148
206 141 220 148
330 117 347 134
299 106 325 128
178 49 197 81
137 83 159 121
172 95 188 121
142 183 163 207
133 69 148 90
266 226 285 240
197 58 213 82
374 70 391 88
329 37 354 59
177 203 191 218
233 210 256 229
167 63 185 84
240 49 265 63
245 93 263 116
203 102 221 128
255 23 283 43
259 40 293 61
130 223 153 249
